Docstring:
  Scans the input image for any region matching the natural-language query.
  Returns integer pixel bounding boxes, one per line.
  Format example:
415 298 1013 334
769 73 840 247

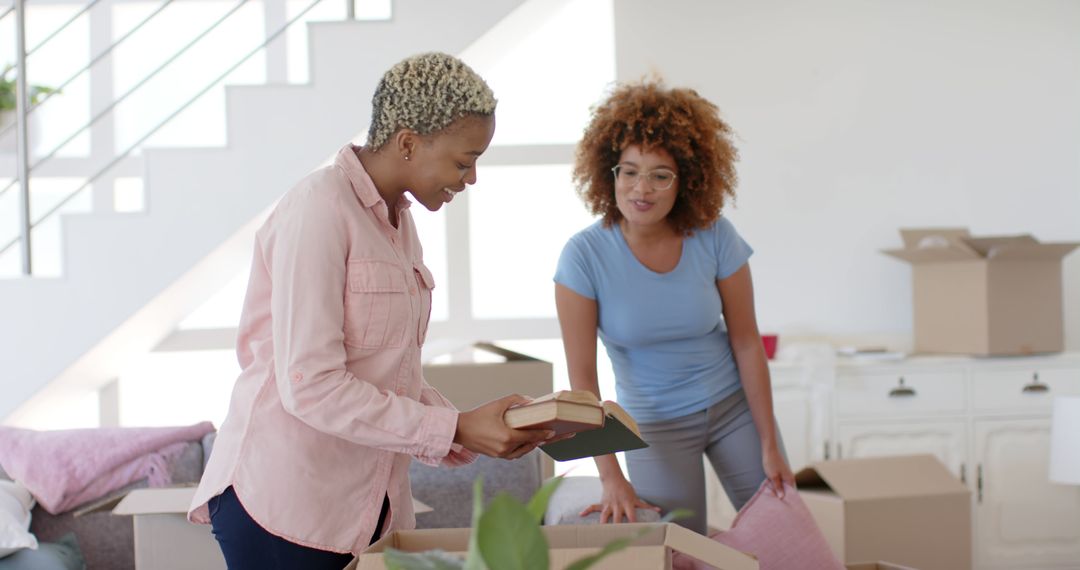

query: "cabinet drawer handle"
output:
1022 372 1050 394
977 464 983 504
888 377 916 398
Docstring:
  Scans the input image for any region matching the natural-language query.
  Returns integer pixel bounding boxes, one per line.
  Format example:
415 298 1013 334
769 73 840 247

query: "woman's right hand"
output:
580 475 661 524
454 394 555 460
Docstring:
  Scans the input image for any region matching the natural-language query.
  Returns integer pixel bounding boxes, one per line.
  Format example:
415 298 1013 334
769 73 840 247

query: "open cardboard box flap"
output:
794 455 967 501
355 523 758 570
884 227 1079 264
113 487 199 516
897 227 971 249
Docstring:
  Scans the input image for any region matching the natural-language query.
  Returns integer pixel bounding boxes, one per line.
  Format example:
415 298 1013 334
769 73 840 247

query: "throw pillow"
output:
0 480 37 558
703 480 843 570
0 533 85 570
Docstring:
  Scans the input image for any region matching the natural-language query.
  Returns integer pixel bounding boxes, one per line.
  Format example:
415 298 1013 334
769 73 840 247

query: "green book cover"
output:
539 413 648 461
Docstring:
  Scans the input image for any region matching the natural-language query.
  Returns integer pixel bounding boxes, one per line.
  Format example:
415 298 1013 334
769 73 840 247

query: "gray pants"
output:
625 390 780 534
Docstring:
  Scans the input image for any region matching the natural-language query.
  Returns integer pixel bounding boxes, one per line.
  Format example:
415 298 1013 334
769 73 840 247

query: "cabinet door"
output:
775 383 821 472
835 420 968 480
974 419 1080 569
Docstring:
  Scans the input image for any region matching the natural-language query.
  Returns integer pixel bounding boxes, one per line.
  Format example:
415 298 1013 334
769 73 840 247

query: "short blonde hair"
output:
366 52 497 149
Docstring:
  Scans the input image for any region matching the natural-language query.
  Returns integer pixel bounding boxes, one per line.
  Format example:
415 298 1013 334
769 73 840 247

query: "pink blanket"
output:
0 422 214 514
673 481 844 570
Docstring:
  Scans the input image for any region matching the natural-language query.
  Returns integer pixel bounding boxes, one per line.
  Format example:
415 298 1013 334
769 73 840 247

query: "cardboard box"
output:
421 341 554 410
796 455 971 570
883 227 1078 355
349 523 759 570
422 341 555 478
110 487 226 570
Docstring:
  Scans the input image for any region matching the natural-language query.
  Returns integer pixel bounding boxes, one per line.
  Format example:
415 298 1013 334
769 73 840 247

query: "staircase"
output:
0 0 527 425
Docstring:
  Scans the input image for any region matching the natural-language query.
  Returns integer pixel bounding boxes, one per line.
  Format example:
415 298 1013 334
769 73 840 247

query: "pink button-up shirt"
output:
188 144 476 554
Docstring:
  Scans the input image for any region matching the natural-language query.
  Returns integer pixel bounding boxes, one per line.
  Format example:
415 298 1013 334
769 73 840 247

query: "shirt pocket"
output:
344 259 408 349
413 262 435 346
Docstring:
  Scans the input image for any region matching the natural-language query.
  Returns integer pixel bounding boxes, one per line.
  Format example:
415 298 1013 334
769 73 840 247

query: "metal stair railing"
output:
0 0 103 77
0 0 176 156
0 0 250 199
1 0 342 271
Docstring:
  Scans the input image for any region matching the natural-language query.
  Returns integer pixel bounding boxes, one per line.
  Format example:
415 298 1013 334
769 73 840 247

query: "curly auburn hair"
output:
572 81 739 235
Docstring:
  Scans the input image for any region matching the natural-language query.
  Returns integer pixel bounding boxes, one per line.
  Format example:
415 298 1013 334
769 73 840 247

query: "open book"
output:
503 390 648 461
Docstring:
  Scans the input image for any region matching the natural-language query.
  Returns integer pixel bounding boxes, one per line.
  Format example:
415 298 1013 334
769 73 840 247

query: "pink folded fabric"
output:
0 422 214 514
673 481 844 570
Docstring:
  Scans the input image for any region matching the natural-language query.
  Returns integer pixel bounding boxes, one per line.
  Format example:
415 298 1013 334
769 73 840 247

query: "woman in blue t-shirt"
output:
554 81 794 534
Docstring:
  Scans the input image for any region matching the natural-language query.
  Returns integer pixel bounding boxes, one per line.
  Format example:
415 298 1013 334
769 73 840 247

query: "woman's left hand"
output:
762 444 796 498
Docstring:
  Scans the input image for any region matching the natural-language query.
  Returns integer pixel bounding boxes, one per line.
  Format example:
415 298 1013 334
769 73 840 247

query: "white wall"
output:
614 0 1080 349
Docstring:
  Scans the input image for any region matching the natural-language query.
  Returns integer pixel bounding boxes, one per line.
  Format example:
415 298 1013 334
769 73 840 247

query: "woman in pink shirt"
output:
187 52 556 569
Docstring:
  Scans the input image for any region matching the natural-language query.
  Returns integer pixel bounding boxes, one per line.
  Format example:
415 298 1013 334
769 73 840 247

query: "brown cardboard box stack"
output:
796 454 971 570
883 227 1078 355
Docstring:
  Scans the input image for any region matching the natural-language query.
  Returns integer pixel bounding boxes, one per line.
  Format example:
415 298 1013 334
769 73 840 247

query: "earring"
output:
405 155 411 161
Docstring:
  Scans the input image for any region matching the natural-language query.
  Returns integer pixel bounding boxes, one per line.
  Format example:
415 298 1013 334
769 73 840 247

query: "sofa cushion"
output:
0 533 85 570
409 451 543 529
201 432 217 472
543 476 662 525
0 480 37 558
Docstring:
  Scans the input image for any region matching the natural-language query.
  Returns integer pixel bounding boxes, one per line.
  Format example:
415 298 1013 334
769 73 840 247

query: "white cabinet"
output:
833 354 1080 570
974 419 1080 568
703 351 1080 569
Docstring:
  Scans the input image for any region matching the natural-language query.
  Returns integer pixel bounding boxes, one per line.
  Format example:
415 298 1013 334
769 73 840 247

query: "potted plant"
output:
0 64 58 152
383 476 689 570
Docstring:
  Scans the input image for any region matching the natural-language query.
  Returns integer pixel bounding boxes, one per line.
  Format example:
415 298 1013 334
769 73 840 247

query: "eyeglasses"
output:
611 164 678 192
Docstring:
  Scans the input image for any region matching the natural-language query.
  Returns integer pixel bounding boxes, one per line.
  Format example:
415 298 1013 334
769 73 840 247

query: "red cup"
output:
761 334 779 360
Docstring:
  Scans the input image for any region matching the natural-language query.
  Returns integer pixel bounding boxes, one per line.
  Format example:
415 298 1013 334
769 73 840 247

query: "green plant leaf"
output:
462 476 487 570
0 63 60 111
525 476 564 523
384 548 465 570
563 508 693 570
477 493 549 570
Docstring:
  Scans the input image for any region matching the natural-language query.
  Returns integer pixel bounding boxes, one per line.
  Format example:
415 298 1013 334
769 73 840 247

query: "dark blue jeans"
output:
209 486 389 570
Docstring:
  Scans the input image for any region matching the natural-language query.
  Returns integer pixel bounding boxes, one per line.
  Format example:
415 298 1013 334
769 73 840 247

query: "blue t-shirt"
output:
554 217 753 423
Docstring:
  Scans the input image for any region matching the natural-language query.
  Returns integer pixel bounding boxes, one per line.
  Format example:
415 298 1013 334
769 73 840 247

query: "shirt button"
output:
409 287 417 295
292 372 303 383
395 387 405 396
